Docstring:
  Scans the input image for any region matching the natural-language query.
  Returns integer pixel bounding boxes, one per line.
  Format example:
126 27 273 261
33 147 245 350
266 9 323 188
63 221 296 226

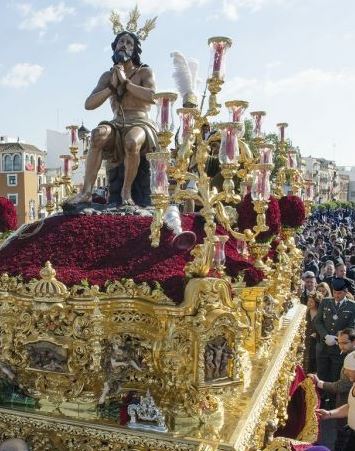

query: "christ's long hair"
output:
111 31 147 67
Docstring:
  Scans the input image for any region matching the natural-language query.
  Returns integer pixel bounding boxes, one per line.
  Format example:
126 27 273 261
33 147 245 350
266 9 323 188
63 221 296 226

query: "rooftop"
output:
0 142 46 156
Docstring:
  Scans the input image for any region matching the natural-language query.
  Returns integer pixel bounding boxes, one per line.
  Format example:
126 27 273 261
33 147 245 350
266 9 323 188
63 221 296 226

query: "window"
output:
7 174 17 186
3 154 12 171
13 154 22 171
7 193 18 206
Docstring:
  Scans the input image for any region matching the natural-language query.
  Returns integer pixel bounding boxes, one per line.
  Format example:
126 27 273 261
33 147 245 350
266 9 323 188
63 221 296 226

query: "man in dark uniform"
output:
314 278 355 385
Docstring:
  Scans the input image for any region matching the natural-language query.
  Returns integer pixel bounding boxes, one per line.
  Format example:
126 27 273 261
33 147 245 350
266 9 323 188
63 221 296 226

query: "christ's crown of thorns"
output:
109 5 157 41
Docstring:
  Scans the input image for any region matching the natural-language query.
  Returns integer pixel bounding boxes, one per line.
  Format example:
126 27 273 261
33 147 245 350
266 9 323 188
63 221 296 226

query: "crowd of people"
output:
297 207 355 451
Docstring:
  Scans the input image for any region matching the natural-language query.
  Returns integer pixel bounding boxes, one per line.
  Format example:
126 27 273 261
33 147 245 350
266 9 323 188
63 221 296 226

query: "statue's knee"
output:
125 137 140 154
91 126 111 148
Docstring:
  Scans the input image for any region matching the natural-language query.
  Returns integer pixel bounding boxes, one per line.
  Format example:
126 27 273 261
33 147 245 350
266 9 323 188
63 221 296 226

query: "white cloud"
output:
67 43 87 53
81 0 209 15
221 0 288 21
81 0 287 25
19 2 75 31
223 68 355 99
83 13 110 31
0 63 44 88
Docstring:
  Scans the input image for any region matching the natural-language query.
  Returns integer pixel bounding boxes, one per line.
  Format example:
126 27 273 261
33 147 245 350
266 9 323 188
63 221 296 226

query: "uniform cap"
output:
331 277 350 291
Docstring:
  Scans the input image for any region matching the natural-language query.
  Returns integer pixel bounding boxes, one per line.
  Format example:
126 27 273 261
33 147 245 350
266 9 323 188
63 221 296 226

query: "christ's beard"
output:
112 49 132 65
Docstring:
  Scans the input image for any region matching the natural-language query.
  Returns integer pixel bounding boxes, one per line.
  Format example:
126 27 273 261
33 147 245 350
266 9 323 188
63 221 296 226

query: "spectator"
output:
316 350 355 451
335 263 355 296
317 282 332 299
304 292 323 373
304 252 320 278
314 278 355 386
320 261 335 287
300 272 317 305
310 329 355 450
346 256 355 282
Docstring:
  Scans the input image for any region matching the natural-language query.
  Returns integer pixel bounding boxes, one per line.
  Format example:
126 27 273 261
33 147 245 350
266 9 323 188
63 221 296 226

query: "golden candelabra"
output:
43 126 81 214
274 122 305 199
147 37 282 279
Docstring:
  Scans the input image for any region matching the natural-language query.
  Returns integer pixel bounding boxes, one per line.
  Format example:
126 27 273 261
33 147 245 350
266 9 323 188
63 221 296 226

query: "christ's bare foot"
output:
65 192 92 205
121 189 135 206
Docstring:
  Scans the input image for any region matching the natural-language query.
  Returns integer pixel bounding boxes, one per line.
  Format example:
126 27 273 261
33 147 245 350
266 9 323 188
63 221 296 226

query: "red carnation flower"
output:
278 195 306 228
0 197 17 233
237 193 281 242
243 266 265 286
0 213 265 302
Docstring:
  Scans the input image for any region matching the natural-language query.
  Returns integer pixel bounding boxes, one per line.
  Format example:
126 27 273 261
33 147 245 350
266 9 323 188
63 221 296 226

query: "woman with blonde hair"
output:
316 282 332 298
304 291 324 373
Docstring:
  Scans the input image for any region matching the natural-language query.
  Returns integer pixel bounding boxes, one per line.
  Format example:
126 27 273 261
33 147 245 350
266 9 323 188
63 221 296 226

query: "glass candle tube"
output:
60 155 73 177
259 145 273 164
287 150 298 169
148 153 170 196
250 111 266 138
66 125 79 146
45 185 53 203
304 181 315 201
177 108 196 144
277 122 288 143
251 169 271 201
213 235 229 267
225 100 249 123
208 37 232 81
154 93 178 132
218 122 242 164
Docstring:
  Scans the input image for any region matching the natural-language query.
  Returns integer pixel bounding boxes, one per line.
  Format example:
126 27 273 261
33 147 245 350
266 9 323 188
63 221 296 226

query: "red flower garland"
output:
278 195 306 228
0 197 17 232
0 214 264 303
237 193 281 242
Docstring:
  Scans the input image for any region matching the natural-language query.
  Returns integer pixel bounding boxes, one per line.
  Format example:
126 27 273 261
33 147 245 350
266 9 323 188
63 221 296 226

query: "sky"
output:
0 0 355 166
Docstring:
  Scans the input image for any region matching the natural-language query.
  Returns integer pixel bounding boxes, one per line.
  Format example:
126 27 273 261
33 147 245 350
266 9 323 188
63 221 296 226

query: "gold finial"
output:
137 17 158 41
109 6 157 41
126 5 140 32
31 261 68 300
110 11 124 35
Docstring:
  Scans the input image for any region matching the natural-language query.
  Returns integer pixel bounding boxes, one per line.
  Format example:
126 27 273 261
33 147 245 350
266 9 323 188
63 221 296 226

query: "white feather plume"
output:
170 51 199 100
187 58 199 93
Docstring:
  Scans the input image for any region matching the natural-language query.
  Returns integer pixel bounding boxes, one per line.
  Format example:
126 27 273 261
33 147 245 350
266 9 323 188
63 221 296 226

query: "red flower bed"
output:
0 214 264 303
279 195 305 228
237 193 281 242
0 197 17 232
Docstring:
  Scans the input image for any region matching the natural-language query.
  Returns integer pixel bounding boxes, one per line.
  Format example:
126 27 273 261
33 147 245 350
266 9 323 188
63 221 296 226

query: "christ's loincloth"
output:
99 117 159 171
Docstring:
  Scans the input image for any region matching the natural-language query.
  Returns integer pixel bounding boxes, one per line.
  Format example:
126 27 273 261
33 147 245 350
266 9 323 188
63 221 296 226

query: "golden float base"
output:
0 304 314 451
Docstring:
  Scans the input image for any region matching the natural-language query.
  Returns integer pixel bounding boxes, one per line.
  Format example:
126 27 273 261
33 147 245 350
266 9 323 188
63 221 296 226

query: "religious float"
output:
0 7 318 451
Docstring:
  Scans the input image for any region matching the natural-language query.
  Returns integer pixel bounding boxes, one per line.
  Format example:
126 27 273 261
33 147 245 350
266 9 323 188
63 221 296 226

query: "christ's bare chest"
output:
110 71 149 112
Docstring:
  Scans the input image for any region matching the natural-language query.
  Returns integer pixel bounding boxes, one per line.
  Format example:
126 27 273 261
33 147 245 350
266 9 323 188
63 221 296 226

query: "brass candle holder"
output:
146 151 171 247
206 36 232 116
66 125 80 171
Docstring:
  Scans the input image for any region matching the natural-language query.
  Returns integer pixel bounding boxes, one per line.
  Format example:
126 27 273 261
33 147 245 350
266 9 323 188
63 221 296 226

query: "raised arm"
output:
85 71 113 110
